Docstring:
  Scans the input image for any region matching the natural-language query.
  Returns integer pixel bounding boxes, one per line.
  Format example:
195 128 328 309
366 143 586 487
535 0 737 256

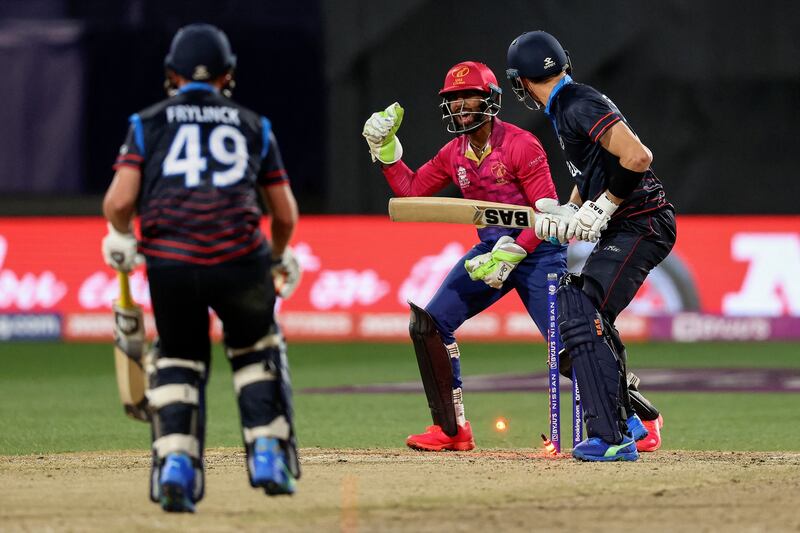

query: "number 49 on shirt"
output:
162 124 248 187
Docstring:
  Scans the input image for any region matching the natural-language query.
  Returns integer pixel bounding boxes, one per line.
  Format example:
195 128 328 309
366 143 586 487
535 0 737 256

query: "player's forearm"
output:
568 185 582 206
382 159 449 197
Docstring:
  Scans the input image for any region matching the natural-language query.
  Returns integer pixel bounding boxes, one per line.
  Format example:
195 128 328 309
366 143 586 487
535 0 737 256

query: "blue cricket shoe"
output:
159 453 196 513
573 435 640 462
251 437 296 496
627 414 649 442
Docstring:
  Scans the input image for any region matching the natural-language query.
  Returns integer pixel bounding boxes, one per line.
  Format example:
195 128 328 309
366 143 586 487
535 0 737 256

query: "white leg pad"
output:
226 333 282 358
146 384 199 409
232 363 277 394
155 358 206 374
243 416 291 442
153 433 200 459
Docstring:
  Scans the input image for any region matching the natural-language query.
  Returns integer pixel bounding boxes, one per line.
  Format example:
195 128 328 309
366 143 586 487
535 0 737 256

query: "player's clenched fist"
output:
534 198 579 244
464 236 527 289
362 102 404 164
102 223 144 272
569 193 618 243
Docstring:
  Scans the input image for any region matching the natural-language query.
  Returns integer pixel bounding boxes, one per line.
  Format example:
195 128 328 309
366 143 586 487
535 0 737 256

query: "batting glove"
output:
362 102 404 164
464 236 527 289
101 223 143 272
568 193 618 243
534 198 580 244
271 246 302 299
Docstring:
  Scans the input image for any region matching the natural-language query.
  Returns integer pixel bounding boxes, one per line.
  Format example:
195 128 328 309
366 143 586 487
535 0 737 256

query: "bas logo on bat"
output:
482 208 531 227
114 310 141 336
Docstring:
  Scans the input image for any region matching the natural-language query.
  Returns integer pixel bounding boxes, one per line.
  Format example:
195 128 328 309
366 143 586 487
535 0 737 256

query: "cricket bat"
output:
112 271 149 422
388 197 536 229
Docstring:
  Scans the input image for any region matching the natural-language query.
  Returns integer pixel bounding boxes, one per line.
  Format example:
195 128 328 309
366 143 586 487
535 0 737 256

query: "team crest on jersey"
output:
457 166 470 188
544 57 556 69
491 162 508 184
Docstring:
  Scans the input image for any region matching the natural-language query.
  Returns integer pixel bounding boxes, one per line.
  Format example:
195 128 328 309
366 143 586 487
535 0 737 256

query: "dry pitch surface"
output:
2 448 799 532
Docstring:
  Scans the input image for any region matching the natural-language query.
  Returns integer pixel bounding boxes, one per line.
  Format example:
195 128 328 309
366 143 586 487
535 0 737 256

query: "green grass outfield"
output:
0 341 798 455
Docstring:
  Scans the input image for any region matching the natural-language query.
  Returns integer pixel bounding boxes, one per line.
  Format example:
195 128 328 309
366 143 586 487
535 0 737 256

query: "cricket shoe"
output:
405 421 475 451
627 414 648 442
158 453 196 513
250 437 296 496
572 435 639 462
637 415 664 452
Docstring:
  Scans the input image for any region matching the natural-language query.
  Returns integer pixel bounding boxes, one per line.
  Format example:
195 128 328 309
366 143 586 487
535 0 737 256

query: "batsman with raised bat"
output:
363 61 570 451
507 31 675 460
102 23 301 512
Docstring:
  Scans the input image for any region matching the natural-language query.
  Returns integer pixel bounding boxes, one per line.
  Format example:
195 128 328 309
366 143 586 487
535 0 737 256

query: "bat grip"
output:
117 271 133 309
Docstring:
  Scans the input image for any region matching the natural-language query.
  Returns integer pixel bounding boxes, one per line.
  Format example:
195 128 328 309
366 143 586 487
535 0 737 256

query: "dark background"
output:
1 0 798 215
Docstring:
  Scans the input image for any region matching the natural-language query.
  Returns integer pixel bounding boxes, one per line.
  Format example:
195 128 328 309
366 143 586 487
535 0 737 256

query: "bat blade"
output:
113 272 149 422
388 197 536 229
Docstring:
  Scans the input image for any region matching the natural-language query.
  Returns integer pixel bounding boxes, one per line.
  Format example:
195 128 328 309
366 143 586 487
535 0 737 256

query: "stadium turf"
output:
0 341 798 454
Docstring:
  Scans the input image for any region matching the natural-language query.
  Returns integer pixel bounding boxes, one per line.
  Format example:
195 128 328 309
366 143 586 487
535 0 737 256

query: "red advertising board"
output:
0 215 798 341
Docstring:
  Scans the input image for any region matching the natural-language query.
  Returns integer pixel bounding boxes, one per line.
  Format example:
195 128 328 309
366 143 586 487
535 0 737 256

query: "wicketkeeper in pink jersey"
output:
362 61 568 451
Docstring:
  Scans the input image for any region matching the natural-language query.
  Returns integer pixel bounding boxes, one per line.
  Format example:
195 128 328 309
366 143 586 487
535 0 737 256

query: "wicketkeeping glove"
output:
568 193 619 243
464 236 527 289
534 198 580 244
362 102 404 164
271 246 302 299
101 223 143 272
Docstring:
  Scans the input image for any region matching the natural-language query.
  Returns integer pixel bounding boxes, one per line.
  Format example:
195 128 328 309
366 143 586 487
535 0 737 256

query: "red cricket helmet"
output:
439 61 499 95
439 61 502 134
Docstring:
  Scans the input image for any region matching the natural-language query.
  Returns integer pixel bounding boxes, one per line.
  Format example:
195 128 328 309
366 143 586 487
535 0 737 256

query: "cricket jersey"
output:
114 82 289 267
544 75 672 220
382 118 557 252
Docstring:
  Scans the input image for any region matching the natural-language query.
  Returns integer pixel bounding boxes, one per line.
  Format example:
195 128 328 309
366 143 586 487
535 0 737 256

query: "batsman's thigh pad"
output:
227 326 300 481
557 276 624 444
409 302 457 437
147 356 207 503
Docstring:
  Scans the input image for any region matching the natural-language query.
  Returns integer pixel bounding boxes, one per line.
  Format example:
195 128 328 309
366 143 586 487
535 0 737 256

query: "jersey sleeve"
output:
565 90 622 143
112 115 145 171
381 144 453 197
507 132 558 252
257 118 289 187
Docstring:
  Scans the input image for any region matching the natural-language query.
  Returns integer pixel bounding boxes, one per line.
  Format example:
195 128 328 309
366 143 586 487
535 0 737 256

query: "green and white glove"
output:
362 102 404 164
464 236 527 289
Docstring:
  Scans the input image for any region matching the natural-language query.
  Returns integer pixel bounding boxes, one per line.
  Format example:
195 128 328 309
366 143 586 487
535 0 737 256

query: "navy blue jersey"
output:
545 76 671 219
114 83 289 266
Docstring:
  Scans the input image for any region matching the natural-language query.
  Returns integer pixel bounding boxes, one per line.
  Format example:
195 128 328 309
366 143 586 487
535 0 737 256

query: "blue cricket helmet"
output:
164 23 237 81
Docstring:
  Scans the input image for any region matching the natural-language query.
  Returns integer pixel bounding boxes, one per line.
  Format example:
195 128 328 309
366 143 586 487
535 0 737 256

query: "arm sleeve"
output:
112 117 145 171
381 145 452 197
508 133 557 252
257 130 290 187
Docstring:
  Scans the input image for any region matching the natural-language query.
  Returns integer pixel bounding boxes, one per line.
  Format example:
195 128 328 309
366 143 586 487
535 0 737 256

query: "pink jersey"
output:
382 118 557 252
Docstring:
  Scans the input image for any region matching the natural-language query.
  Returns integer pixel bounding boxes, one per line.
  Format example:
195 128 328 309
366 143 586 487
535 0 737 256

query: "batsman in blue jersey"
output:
102 24 301 511
507 31 676 461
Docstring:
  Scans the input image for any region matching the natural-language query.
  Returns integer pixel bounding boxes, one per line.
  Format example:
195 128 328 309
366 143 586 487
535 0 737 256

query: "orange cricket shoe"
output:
636 415 664 452
405 422 476 451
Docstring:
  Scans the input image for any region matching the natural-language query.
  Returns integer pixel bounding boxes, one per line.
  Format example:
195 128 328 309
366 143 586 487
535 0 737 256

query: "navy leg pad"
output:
557 281 624 444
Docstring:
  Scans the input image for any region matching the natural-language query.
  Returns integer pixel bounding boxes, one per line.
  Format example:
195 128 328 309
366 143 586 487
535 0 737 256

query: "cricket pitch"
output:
2 448 799 532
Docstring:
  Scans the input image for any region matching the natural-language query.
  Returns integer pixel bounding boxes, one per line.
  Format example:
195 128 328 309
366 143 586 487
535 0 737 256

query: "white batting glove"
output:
362 102 404 164
568 193 619 243
271 247 302 299
101 223 143 272
464 236 527 289
534 198 580 244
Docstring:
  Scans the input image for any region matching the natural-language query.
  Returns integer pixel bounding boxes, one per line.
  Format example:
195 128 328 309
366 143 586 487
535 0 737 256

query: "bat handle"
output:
117 271 133 308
